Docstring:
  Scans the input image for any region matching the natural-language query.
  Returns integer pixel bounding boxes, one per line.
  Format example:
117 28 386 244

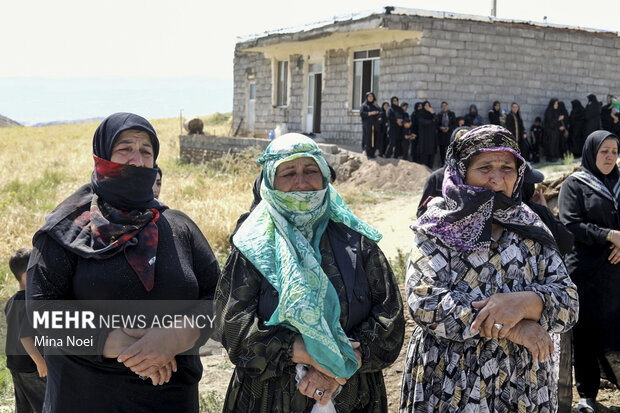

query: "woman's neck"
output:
491 223 503 241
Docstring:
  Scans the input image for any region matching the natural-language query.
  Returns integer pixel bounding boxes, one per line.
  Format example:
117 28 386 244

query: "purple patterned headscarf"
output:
413 125 557 253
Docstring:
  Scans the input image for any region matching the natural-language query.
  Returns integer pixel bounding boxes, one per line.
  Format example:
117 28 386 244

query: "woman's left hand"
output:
609 244 620 264
117 327 198 376
297 367 341 406
470 292 543 339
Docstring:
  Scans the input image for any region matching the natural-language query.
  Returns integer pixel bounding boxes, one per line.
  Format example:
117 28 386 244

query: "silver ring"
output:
315 389 324 398
493 323 503 331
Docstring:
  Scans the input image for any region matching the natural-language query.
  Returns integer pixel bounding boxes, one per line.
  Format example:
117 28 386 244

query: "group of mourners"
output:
360 92 620 167
6 110 620 413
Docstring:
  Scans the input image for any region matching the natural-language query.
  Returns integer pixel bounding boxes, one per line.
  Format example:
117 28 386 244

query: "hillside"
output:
0 114 20 127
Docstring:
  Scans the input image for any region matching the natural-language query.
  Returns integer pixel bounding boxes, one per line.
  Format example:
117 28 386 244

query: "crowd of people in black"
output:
360 92 620 167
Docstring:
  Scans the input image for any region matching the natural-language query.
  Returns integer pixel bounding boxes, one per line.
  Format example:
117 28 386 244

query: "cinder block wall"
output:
234 14 620 145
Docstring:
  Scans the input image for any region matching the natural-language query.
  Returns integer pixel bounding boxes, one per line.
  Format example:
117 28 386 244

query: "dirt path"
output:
349 193 422 261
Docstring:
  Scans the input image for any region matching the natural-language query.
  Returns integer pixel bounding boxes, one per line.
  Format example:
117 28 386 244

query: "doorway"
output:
248 81 255 133
306 63 322 134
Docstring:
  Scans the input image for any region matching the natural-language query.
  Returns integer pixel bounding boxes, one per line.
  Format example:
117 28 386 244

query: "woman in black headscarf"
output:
584 94 602 137
559 130 620 413
505 102 526 150
379 101 390 156
359 92 381 158
570 100 586 157
464 104 483 127
488 101 502 125
26 113 220 412
543 98 563 162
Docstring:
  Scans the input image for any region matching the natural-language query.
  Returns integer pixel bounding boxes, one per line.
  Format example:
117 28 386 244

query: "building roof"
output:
237 6 618 46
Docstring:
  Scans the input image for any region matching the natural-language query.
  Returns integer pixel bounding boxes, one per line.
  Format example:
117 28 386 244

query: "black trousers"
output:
573 319 614 399
10 370 46 413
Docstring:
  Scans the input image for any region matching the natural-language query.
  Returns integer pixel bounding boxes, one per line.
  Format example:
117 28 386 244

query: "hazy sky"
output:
2 0 619 80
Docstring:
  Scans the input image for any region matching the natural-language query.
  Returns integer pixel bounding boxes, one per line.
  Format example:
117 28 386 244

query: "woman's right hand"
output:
530 188 547 206
504 319 554 362
146 359 177 386
102 329 139 358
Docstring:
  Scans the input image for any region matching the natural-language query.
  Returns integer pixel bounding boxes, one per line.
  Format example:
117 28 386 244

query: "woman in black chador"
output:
386 96 404 158
543 98 563 162
359 92 381 158
569 99 586 157
585 94 602 138
414 101 436 169
505 102 528 158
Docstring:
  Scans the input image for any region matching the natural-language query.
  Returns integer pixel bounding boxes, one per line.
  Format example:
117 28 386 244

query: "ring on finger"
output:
315 389 324 398
493 323 503 331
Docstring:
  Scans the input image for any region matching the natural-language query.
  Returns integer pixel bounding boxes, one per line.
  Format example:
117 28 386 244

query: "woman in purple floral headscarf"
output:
400 125 579 413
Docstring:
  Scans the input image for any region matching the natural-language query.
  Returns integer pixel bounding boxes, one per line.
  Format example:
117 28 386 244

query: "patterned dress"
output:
400 230 579 413
216 230 405 413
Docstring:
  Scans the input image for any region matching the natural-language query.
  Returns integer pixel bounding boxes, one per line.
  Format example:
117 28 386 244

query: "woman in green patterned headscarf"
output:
215 133 404 413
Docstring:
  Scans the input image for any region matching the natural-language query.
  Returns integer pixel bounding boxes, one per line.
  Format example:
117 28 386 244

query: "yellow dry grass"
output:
0 113 260 298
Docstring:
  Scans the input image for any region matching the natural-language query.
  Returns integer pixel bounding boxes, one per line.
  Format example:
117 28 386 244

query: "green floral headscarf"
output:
233 133 381 378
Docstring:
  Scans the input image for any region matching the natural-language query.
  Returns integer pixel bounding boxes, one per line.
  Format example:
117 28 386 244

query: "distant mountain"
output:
0 114 21 127
31 117 105 127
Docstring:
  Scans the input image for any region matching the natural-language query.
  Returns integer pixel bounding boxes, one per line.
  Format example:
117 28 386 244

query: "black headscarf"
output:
390 96 400 109
581 130 620 192
570 100 585 117
364 92 376 104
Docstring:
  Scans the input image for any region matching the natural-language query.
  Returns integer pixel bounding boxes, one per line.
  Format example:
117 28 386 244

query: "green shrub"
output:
199 390 224 413
389 248 409 284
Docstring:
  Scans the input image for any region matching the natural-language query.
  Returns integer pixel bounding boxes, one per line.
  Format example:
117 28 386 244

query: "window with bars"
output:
352 49 380 109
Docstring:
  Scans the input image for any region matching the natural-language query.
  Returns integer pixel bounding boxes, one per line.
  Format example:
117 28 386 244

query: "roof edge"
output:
236 5 618 44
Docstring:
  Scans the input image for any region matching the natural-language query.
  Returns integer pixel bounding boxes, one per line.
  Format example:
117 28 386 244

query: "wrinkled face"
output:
152 172 162 198
110 130 154 168
511 103 519 113
596 139 619 176
274 157 324 192
465 151 518 196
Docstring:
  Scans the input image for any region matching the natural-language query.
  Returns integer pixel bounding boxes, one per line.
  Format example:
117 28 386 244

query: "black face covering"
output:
90 112 162 211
